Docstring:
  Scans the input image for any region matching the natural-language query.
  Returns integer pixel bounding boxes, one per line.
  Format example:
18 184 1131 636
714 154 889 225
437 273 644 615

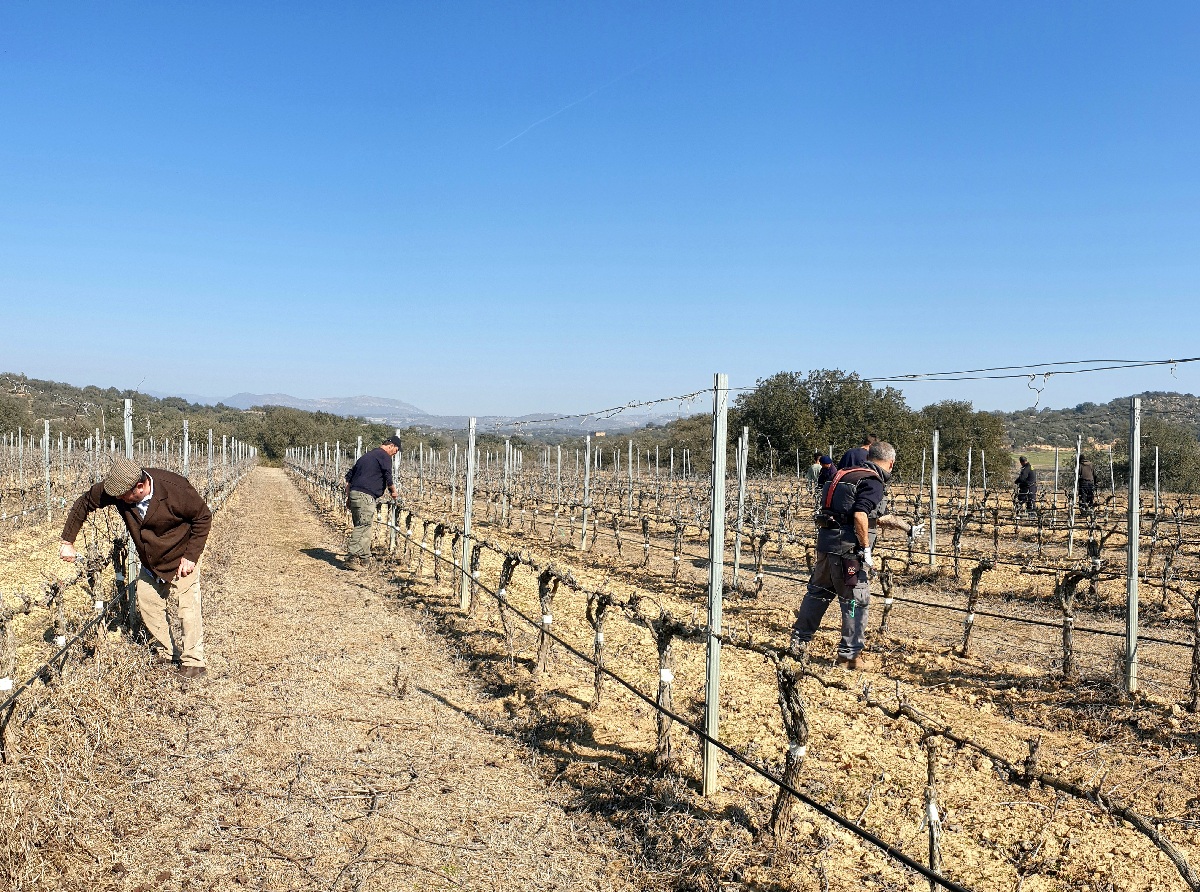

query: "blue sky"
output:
2 2 1198 416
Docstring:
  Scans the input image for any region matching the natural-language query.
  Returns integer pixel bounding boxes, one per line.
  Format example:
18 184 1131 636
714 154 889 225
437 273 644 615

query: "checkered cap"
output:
103 457 144 497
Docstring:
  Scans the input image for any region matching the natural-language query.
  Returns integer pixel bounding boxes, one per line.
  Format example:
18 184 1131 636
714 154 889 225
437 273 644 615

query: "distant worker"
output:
790 441 920 670
60 456 212 678
1015 456 1037 516
807 452 823 489
1078 459 1097 509
343 435 402 570
838 434 877 470
815 455 837 489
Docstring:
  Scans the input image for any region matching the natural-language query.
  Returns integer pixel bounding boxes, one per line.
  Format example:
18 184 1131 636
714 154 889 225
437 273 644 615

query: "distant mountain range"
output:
169 391 683 433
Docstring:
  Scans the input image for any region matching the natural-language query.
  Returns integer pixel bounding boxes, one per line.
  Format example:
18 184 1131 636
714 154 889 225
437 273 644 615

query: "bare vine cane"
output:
877 557 897 633
431 524 446 585
753 531 768 597
648 610 686 769
415 520 432 576
1054 570 1089 680
951 513 965 579
671 519 684 589
610 513 623 558
640 515 651 568
47 581 66 682
767 654 810 840
958 559 994 657
585 589 612 709
402 511 414 565
1190 585 1200 714
448 530 461 590
922 735 944 892
535 568 560 675
495 553 520 665
467 544 483 616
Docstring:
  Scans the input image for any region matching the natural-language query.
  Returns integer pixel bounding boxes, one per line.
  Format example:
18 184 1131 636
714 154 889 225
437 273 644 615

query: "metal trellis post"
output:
1126 397 1141 692
929 430 938 567
703 373 729 797
459 418 477 611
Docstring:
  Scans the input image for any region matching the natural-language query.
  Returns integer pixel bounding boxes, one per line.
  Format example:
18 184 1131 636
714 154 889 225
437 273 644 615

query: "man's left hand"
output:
176 558 196 579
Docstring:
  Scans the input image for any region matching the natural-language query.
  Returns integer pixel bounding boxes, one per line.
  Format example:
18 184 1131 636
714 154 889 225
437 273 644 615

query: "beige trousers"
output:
136 565 206 668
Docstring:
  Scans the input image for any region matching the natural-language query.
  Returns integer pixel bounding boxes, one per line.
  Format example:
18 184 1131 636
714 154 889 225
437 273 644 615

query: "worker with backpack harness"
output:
788 440 921 669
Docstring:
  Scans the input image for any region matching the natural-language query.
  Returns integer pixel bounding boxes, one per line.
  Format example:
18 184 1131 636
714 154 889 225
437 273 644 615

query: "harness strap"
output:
822 467 881 510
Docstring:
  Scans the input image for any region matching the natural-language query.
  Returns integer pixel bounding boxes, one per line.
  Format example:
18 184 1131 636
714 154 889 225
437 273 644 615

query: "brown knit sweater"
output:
61 468 212 579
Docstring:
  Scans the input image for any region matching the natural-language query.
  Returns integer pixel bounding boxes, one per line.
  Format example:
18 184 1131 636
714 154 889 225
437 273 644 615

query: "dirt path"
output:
84 467 638 891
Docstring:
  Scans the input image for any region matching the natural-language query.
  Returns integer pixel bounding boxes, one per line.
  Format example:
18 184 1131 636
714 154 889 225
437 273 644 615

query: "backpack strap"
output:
822 467 881 510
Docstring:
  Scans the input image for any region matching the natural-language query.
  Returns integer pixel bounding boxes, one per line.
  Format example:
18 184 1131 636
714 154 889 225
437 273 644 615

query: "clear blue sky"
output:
2 3 1198 416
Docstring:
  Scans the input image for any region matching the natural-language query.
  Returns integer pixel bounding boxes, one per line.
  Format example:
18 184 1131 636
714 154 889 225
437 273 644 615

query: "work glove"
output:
909 522 926 539
855 546 874 570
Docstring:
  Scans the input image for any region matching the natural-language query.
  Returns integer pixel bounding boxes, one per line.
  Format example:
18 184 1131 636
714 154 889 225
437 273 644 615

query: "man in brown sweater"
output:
60 456 212 677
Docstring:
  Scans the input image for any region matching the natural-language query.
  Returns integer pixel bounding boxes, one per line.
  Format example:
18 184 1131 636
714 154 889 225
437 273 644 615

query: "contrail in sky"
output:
495 54 667 150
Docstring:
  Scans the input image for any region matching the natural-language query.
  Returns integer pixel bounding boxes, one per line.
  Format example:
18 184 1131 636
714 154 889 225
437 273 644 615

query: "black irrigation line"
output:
395 528 977 892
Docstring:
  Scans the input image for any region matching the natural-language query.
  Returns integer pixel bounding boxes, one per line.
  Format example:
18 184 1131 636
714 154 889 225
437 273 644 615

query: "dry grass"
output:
0 469 640 892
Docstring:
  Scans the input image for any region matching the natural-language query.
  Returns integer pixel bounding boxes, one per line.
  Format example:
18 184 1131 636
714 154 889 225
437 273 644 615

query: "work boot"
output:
848 653 872 671
176 665 207 679
344 556 364 571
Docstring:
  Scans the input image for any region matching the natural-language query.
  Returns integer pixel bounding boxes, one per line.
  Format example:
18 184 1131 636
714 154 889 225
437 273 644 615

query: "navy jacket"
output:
838 447 869 470
346 447 395 498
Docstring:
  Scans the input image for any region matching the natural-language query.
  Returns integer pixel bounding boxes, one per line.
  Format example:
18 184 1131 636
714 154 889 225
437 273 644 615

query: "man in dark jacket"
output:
838 434 876 470
790 441 917 669
60 456 212 677
342 435 401 570
1015 456 1037 516
1078 459 1097 509
815 455 836 488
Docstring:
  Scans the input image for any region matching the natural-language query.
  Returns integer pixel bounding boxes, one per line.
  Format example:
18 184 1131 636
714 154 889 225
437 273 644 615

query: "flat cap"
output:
103 457 145 497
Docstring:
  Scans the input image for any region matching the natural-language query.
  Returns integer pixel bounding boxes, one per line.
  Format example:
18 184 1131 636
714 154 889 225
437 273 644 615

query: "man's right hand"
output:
59 541 78 563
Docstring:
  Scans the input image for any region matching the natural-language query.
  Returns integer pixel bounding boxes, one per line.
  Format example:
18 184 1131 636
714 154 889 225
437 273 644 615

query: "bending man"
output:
60 456 212 678
789 440 915 670
342 435 401 570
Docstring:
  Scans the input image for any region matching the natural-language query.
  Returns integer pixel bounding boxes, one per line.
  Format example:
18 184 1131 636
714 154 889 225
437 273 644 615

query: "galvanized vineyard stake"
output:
459 418 477 611
703 372 729 798
123 399 134 460
182 420 190 479
43 420 51 521
1053 447 1060 520
1126 397 1141 692
962 447 972 521
207 429 214 494
1067 434 1081 557
929 430 938 567
627 439 633 516
1154 446 1160 515
580 435 592 549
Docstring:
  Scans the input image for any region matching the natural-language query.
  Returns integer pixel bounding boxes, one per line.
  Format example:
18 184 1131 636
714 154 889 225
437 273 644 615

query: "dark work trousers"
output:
1079 481 1096 508
791 551 871 660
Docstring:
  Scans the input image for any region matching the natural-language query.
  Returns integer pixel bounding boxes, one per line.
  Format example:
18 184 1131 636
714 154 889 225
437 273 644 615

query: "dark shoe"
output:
835 655 852 668
177 665 207 679
344 557 364 571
